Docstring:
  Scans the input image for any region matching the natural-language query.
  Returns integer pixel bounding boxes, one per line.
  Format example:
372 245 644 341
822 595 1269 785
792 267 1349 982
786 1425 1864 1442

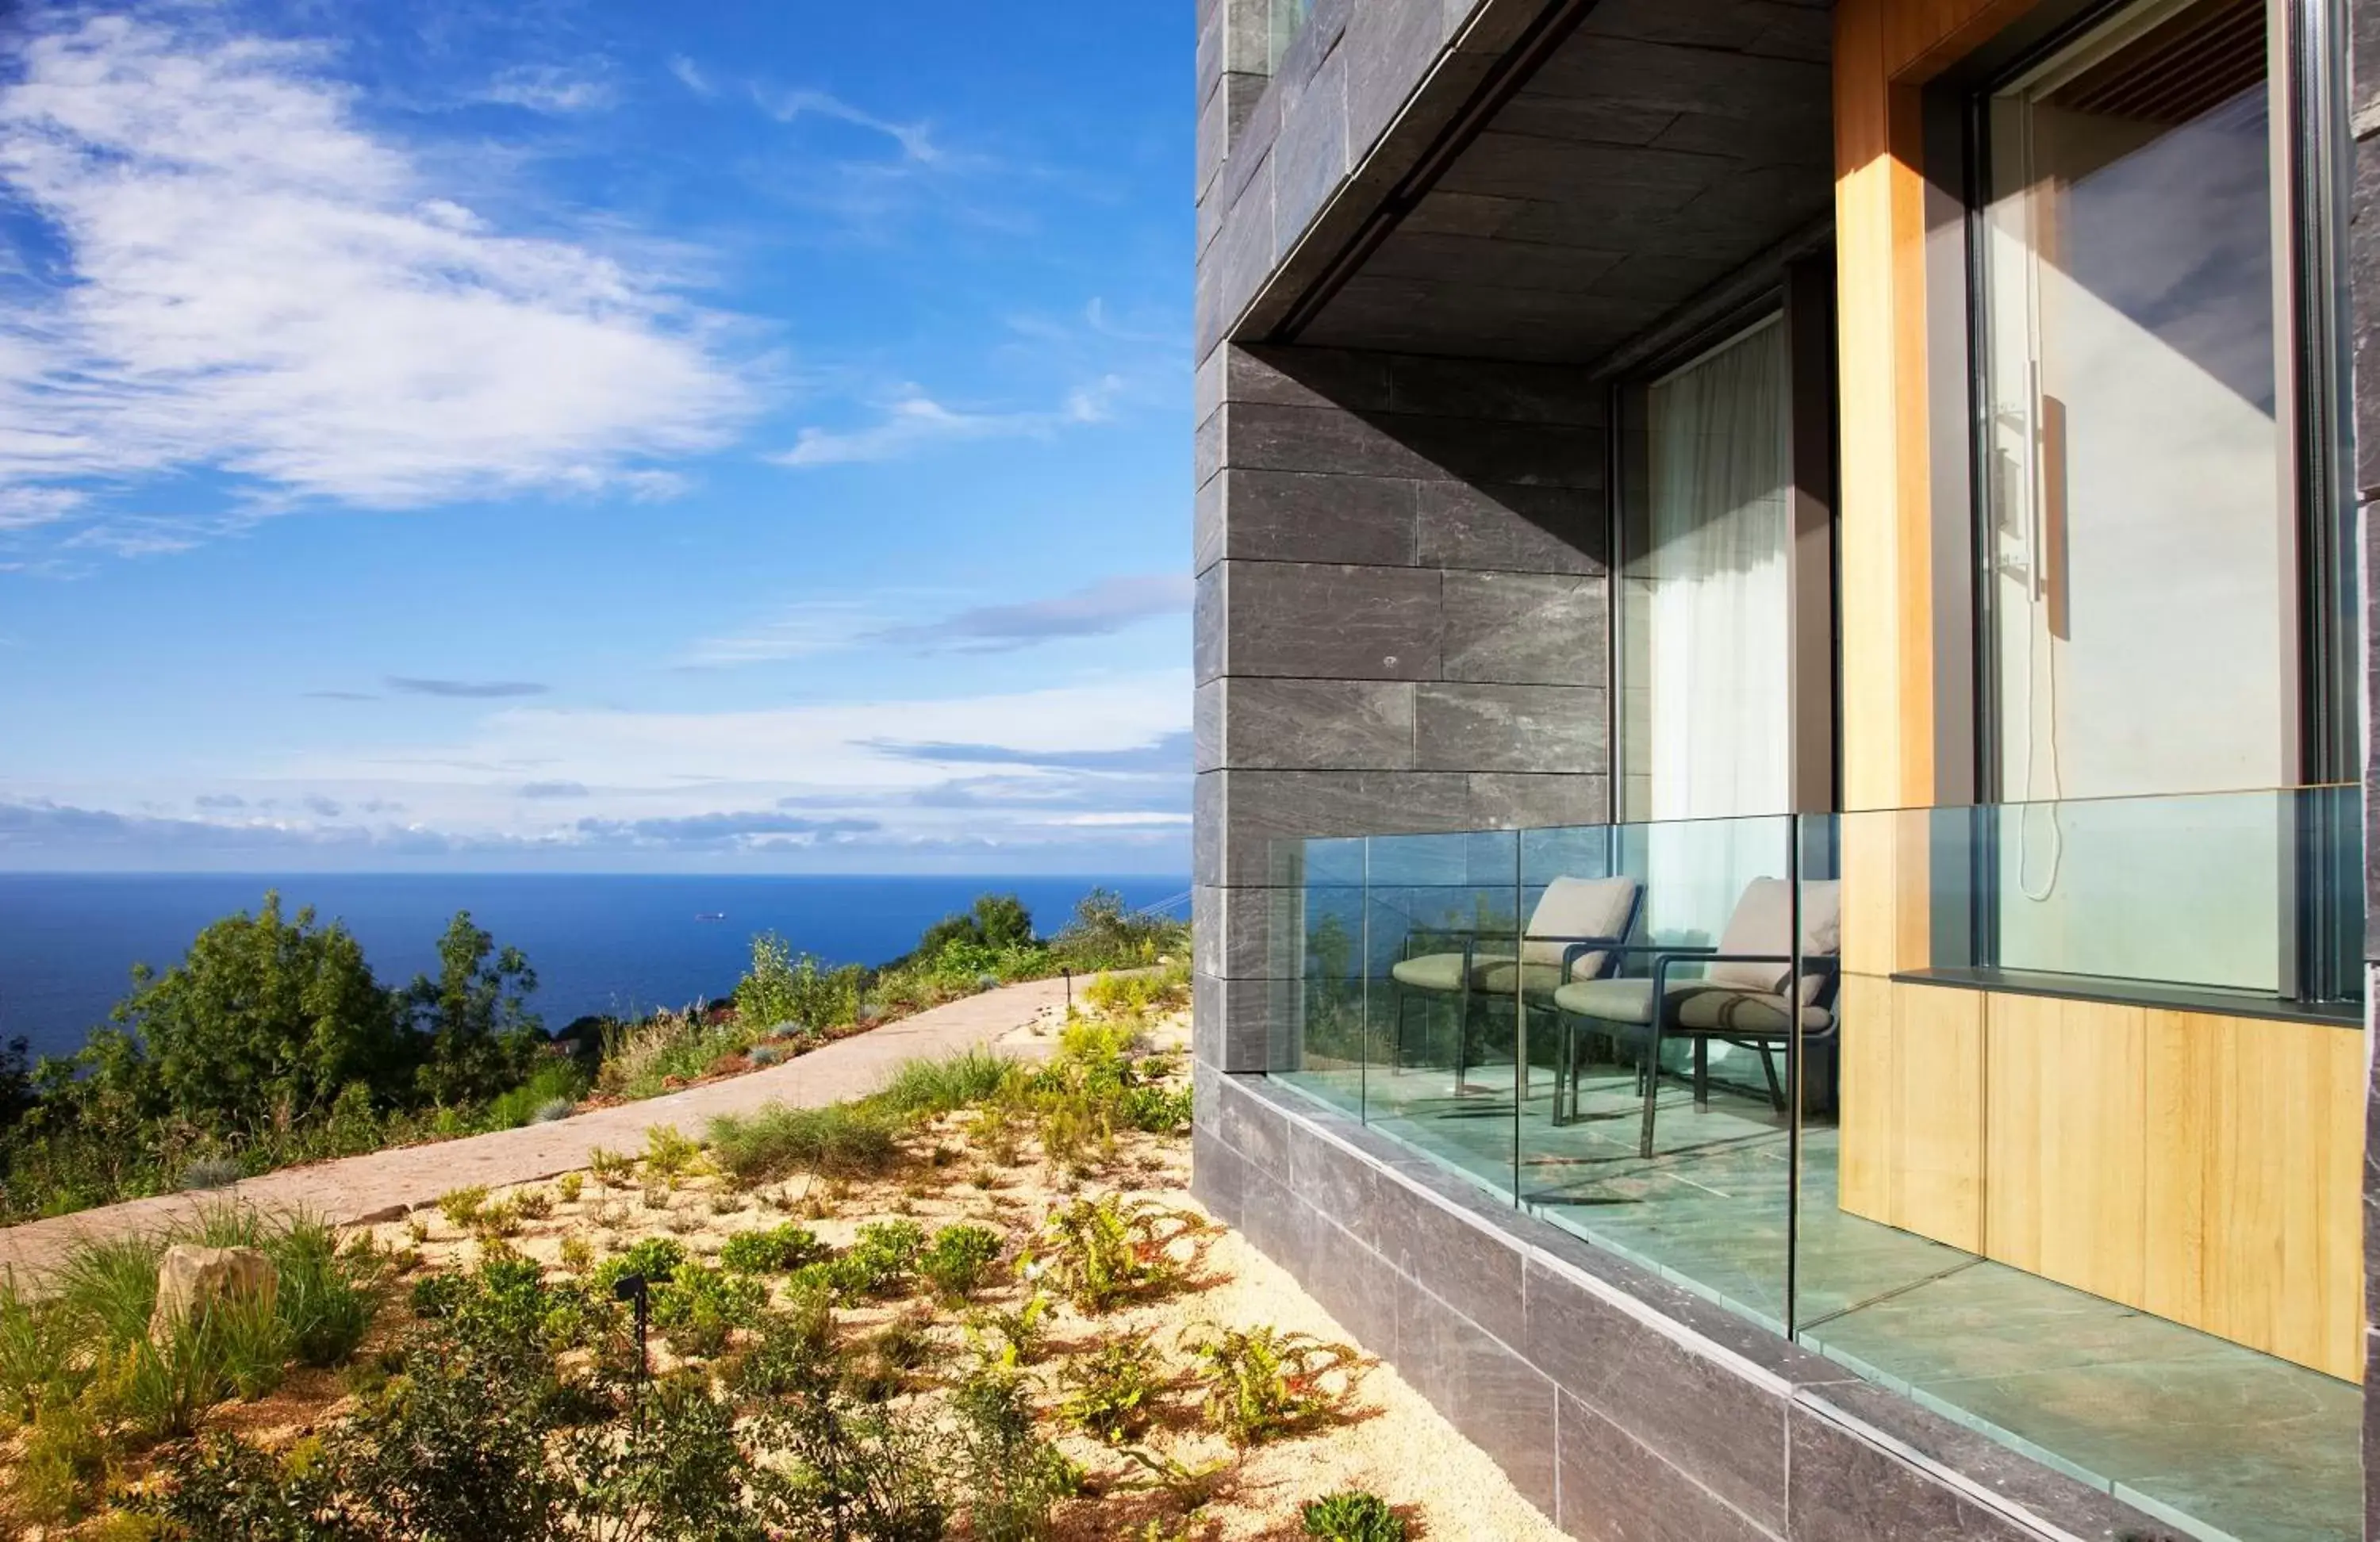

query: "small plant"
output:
708 1190 747 1216
952 1371 1082 1541
843 1220 925 1298
641 1186 673 1211
558 1236 596 1274
1116 1443 1231 1516
513 1188 555 1221
472 1197 526 1239
849 1311 936 1400
589 1237 687 1295
587 1147 636 1187
1302 1491 1408 1542
556 1172 585 1204
917 1224 1004 1302
651 1265 766 1358
720 1223 828 1275
643 1124 704 1185
1058 1332 1162 1444
179 1155 244 1192
529 1096 577 1123
962 1292 1050 1372
1189 1325 1358 1447
268 1218 385 1368
1028 1195 1201 1313
707 1101 901 1183
436 1185 490 1230
747 1044 785 1068
15 1394 112 1523
405 1218 431 1245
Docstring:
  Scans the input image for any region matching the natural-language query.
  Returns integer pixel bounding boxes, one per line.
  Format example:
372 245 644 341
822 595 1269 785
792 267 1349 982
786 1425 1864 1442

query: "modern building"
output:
1189 2 2376 1539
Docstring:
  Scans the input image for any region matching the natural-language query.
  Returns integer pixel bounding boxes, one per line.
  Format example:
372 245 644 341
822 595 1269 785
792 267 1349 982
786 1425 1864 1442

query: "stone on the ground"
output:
150 1244 276 1340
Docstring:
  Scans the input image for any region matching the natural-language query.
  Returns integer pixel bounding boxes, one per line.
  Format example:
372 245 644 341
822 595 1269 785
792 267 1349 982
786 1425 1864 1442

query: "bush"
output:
589 1237 688 1295
133 1433 335 1541
1302 1491 1408 1542
870 1049 1015 1122
916 1225 1003 1302
1190 1325 1358 1447
1051 889 1188 972
719 1223 827 1275
1057 1332 1161 1444
951 1371 1080 1542
15 1394 112 1524
482 1058 588 1130
650 1265 765 1359
266 1217 385 1368
179 1155 244 1192
707 1102 900 1184
1029 1196 1201 1314
0 1275 85 1425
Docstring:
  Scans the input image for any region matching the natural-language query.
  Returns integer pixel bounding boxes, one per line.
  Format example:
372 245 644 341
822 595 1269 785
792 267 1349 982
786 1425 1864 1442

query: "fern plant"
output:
1188 1325 1357 1447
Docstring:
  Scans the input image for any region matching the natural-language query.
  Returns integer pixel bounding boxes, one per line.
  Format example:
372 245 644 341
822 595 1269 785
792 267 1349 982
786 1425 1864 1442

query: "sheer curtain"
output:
1633 318 1795 973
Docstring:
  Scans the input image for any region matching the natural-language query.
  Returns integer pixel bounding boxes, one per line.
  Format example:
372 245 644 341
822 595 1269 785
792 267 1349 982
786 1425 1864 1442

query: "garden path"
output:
0 974 1078 1283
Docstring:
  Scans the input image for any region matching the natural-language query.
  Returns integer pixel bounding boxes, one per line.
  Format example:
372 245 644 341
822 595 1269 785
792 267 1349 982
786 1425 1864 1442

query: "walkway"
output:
0 974 1077 1282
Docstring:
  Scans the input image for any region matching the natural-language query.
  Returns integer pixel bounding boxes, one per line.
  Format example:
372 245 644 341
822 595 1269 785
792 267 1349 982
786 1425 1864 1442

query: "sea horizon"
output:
0 871 1189 1062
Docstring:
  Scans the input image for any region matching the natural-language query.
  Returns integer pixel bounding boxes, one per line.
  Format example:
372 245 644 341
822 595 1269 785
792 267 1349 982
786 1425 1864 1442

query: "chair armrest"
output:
1549 935 1637 976
1401 926 1505 961
1650 952 1839 1007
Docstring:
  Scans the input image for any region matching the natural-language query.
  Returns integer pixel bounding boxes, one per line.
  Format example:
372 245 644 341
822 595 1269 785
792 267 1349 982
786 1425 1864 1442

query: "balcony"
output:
1267 788 2363 1542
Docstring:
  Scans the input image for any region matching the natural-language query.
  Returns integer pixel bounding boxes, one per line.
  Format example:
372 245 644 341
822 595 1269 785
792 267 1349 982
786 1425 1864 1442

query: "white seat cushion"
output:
1519 876 1640 980
1710 878 1841 1002
1551 978 1832 1035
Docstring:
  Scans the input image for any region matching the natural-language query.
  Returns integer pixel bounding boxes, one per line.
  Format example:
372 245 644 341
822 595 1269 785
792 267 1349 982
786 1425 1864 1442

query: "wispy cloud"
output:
666 56 713 98
676 597 892 668
751 86 939 164
484 62 618 114
0 16 753 524
305 690 380 702
871 575 1192 654
386 677 551 700
518 781 589 800
866 731 1191 775
771 378 1119 468
0 487 83 531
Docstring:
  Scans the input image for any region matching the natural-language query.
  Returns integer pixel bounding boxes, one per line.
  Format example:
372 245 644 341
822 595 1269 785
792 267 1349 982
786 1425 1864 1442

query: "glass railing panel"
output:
1515 812 1800 1332
1361 829 1520 1203
1795 789 2364 1542
1275 836 1365 1118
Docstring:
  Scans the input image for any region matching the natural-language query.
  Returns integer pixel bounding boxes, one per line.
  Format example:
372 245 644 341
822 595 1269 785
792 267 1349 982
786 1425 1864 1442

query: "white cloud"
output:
752 86 939 165
772 378 1119 467
678 596 901 667
667 56 713 98
0 486 84 531
684 573 1189 667
0 16 753 514
484 63 617 114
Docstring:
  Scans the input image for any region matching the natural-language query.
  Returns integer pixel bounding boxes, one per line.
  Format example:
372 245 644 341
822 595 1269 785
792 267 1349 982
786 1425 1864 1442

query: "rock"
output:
150 1245 276 1341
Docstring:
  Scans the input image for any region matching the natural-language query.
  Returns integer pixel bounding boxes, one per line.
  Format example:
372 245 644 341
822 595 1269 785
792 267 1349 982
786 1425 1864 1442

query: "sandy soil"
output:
16 1008 1564 1541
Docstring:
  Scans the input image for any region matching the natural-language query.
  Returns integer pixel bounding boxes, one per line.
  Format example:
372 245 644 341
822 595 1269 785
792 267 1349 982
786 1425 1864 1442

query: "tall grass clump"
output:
482 1057 591 1130
708 1103 901 1185
870 1049 1016 1122
265 1214 386 1367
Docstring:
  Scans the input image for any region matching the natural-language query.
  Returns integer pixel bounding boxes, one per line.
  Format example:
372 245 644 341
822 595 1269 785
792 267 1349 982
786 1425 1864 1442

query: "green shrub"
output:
642 1124 703 1184
1302 1491 1408 1542
870 1049 1015 1122
916 1225 1003 1302
1057 1332 1161 1444
15 1393 112 1523
328 1326 566 1541
266 1216 384 1367
1028 1195 1200 1314
1190 1325 1358 1447
53 1230 167 1349
962 1293 1050 1373
707 1101 900 1183
481 1058 589 1131
133 1433 335 1541
952 1371 1081 1542
588 1237 688 1295
846 1221 925 1297
650 1265 766 1359
0 1274 86 1425
719 1223 828 1275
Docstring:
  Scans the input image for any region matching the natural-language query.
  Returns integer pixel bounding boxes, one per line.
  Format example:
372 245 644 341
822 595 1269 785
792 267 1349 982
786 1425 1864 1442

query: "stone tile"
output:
1219 401 1439 480
1189 1125 1248 1231
1345 0 1453 159
1553 1391 1779 1542
1215 677 1417 771
1238 1160 1319 1281
1212 767 1476 884
1388 355 1606 426
1377 1182 1526 1348
1193 566 1225 684
1208 1061 1295 1176
1287 1116 1384 1228
1304 1216 1399 1356
1230 345 1397 413
1387 414 1610 489
1196 973 1286 1074
1215 469 1416 566
1442 570 1608 683
1192 769 1223 888
1193 474 1223 575
1193 679 1223 773
1786 1406 2059 1542
1215 152 1276 341
1415 683 1606 773
1466 772 1610 830
1192 883 1289 980
1522 1258 1789 1533
1222 562 1443 681
1394 1272 1560 1513
1417 480 1606 575
1273 46 1349 262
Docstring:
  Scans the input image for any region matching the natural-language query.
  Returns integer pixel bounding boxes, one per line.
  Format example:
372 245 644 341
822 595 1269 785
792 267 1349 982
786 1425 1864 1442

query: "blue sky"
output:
0 1 1193 874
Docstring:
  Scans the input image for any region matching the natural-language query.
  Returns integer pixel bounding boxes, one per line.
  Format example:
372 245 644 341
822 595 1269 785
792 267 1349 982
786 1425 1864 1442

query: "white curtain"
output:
1637 319 1794 964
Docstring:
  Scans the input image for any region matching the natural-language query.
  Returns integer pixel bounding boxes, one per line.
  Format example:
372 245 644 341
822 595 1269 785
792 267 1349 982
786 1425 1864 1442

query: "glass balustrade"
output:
1265 785 2363 1542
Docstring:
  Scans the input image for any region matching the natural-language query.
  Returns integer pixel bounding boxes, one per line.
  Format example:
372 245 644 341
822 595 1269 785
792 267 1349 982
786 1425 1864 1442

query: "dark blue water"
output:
0 873 1188 1061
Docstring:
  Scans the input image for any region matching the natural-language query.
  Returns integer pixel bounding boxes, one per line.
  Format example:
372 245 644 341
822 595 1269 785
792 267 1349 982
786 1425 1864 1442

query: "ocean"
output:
0 873 1188 1063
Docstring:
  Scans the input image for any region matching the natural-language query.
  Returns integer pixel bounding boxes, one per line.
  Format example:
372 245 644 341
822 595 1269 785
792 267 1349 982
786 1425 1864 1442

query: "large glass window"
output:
1978 0 2294 991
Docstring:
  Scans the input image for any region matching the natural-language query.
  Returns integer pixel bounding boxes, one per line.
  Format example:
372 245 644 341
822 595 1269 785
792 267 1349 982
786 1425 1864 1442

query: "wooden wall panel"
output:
1835 974 1897 1222
1887 981 1985 1250
1983 995 2148 1304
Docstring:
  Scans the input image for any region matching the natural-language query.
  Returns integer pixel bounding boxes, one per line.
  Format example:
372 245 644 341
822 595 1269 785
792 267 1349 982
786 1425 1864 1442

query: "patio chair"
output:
1386 876 1642 1087
1548 877 1841 1156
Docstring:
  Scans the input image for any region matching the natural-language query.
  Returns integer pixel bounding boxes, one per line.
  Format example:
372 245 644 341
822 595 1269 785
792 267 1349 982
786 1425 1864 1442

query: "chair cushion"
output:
1392 953 1568 1000
1389 953 1469 993
1518 876 1641 978
1552 979 1833 1036
1710 878 1842 999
